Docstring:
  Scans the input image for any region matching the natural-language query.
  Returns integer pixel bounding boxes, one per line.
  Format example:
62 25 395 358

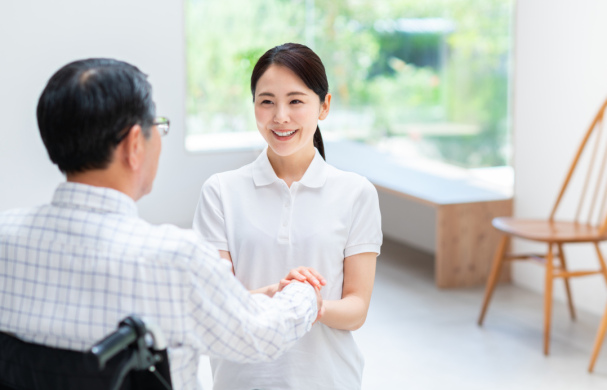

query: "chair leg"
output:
544 243 555 355
589 303 607 372
594 243 607 285
478 235 509 326
557 243 576 321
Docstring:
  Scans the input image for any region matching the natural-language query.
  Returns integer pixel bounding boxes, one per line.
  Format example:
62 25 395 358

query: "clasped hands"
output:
278 267 327 324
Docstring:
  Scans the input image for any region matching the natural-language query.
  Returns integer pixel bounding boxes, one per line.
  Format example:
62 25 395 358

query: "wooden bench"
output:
325 141 513 288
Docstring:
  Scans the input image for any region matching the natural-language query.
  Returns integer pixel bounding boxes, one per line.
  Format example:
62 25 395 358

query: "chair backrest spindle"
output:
591 119 607 226
576 119 603 224
550 99 607 226
585 119 607 225
598 127 607 228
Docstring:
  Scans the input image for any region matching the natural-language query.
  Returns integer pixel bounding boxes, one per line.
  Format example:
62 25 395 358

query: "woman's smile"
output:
271 129 299 140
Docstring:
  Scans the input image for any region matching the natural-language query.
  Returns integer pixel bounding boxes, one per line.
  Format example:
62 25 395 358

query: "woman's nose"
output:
273 105 289 123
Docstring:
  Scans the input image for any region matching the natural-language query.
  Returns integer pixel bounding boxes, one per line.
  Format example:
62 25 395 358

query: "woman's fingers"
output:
290 269 306 282
278 278 292 292
301 268 321 288
312 285 323 325
307 267 327 286
300 267 326 288
283 267 327 289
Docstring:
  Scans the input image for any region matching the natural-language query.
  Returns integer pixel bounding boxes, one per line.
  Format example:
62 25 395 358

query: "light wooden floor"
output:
198 239 607 389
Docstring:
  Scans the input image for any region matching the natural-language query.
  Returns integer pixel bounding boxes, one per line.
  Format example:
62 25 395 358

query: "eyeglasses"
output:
154 116 170 137
116 116 170 143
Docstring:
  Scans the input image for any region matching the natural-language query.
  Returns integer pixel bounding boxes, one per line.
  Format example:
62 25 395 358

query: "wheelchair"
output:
0 315 172 390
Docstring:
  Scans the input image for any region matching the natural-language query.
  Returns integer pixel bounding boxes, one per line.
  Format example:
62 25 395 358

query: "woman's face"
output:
254 64 330 159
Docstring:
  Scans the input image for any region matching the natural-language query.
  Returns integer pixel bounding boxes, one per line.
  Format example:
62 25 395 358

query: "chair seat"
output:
492 217 607 243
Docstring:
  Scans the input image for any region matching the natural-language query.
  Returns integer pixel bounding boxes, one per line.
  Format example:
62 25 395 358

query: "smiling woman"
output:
193 43 383 389
251 45 331 176
254 65 325 158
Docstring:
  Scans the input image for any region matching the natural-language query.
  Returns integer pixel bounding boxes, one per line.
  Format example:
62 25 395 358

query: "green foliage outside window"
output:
185 0 512 168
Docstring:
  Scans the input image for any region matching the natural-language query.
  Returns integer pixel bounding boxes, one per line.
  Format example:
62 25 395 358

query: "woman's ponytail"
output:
313 126 325 160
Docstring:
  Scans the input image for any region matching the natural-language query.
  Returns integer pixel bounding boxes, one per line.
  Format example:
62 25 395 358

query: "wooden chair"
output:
590 304 607 372
477 98 607 358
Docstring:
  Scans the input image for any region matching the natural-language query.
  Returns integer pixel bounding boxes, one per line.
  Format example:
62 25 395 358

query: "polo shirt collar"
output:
252 148 279 186
252 147 328 188
51 182 138 217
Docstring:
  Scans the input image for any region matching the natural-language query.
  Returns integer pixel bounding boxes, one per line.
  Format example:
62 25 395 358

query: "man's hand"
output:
278 266 327 292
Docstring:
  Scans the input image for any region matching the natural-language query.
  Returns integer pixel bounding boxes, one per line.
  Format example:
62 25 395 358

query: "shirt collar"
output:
252 147 328 188
51 182 138 217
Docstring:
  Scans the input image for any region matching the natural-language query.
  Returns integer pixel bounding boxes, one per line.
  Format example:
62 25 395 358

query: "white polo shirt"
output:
193 148 382 390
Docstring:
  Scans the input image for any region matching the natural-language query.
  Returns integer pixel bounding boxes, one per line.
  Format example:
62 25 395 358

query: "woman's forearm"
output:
219 250 279 297
319 253 376 331
319 296 369 331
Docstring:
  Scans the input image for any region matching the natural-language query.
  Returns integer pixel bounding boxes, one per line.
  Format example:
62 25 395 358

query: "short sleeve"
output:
344 178 382 258
193 174 229 251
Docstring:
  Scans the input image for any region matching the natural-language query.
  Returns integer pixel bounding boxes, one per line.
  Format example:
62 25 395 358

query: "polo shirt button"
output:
282 220 288 227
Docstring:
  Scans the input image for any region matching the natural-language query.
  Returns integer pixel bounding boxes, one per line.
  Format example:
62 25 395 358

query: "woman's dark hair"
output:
251 43 328 160
37 58 155 174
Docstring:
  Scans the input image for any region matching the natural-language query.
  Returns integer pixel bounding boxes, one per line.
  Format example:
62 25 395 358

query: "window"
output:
185 0 513 169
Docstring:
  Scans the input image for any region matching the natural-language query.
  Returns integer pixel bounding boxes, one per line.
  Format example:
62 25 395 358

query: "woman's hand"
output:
278 266 327 292
312 285 325 325
249 266 326 299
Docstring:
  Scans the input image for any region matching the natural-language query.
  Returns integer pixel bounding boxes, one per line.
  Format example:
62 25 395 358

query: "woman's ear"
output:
121 124 144 171
319 93 332 120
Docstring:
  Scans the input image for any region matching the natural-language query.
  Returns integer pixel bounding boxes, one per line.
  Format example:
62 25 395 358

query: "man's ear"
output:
319 93 331 120
121 124 144 171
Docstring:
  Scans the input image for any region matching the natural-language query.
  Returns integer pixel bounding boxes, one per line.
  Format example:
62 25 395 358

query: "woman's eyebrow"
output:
257 91 308 97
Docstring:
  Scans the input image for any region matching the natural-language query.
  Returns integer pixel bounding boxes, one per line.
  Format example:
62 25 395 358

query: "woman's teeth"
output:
273 130 296 137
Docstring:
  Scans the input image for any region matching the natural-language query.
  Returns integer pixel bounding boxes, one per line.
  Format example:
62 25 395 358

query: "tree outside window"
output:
185 0 513 169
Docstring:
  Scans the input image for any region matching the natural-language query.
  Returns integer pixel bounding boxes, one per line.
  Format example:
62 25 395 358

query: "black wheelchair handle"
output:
87 316 144 371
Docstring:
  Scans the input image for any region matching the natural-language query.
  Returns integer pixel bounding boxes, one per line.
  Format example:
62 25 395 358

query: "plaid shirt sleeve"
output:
181 239 318 362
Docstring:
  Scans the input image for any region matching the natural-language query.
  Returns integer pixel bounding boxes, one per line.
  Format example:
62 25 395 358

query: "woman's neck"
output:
267 145 316 187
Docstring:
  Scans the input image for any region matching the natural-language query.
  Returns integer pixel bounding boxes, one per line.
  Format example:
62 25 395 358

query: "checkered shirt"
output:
0 182 317 390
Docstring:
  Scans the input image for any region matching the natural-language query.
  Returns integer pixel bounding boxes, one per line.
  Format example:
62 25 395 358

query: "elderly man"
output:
0 58 322 389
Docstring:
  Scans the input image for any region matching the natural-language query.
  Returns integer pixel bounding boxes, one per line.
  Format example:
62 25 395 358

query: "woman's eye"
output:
261 100 273 105
290 99 303 104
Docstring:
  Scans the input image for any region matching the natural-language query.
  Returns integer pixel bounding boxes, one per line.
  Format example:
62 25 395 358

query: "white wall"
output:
512 0 607 315
0 0 256 227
